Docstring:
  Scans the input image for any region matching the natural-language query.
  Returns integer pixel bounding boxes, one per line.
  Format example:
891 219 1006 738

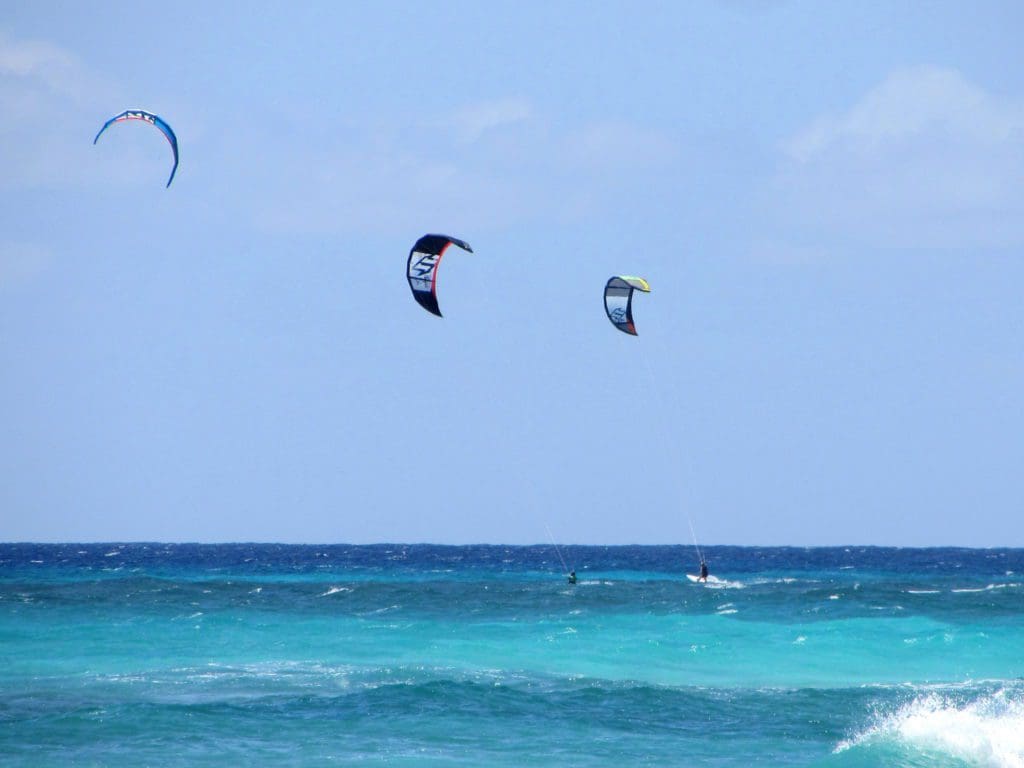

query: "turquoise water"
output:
2 544 1023 766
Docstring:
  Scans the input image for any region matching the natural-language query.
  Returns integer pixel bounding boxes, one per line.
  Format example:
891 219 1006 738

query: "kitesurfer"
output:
699 560 709 583
568 570 577 585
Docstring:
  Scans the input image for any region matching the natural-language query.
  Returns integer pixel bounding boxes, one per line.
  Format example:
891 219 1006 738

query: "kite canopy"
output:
93 109 179 187
406 234 473 317
604 276 650 335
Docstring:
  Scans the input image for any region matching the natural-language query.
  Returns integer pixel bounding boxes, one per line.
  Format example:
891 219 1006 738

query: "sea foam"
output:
836 690 1024 767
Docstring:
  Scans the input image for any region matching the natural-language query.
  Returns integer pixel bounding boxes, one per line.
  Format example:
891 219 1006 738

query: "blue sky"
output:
1 1 1022 545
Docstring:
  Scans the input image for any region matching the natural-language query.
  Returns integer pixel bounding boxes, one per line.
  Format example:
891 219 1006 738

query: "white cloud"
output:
775 66 1024 248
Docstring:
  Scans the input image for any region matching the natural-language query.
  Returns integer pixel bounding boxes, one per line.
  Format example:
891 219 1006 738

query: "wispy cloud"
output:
0 30 114 106
442 97 533 143
238 99 680 236
0 31 121 189
0 241 51 287
0 32 75 83
785 67 1021 163
252 141 525 235
775 66 1024 248
566 121 679 171
745 241 834 265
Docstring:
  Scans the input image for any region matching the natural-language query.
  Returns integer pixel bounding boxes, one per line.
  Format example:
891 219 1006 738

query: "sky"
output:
1 1 1022 546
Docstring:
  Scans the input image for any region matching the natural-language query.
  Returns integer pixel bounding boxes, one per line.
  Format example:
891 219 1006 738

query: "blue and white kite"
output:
93 109 179 188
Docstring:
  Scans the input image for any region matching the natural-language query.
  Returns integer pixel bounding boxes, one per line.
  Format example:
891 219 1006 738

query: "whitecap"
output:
906 589 941 594
950 583 1021 594
320 586 352 597
835 689 1024 764
703 576 745 590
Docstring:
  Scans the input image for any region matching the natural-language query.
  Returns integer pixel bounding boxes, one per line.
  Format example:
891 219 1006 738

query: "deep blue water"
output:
2 544 1023 766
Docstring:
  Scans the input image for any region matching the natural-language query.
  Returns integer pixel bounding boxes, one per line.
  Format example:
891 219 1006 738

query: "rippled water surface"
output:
2 544 1023 766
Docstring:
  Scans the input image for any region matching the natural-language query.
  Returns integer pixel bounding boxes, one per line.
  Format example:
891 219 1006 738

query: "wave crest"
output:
836 689 1024 767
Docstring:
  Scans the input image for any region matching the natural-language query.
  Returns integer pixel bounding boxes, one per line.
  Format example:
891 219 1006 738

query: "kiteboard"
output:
688 574 729 585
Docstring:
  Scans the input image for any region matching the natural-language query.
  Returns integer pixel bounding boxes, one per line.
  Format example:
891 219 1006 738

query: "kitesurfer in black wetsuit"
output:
699 560 709 582
568 570 577 585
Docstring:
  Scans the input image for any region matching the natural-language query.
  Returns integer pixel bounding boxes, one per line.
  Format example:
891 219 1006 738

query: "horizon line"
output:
1 541 1019 550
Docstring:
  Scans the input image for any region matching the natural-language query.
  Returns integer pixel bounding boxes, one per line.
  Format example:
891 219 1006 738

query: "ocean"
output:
1 544 1022 766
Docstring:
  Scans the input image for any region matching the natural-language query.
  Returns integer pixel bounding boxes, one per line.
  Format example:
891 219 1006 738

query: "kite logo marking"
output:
411 252 439 278
123 111 156 125
610 308 627 324
95 108 179 187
